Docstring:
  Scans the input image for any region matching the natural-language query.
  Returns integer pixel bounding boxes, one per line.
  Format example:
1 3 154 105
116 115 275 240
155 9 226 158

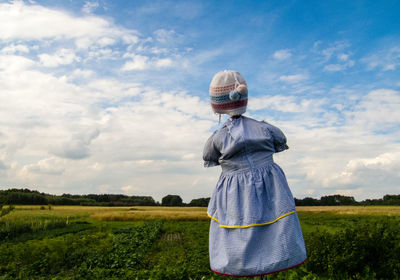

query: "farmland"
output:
0 205 399 279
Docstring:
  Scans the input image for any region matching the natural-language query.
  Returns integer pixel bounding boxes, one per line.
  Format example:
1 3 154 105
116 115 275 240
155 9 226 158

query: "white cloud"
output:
21 157 65 175
0 2 108 40
122 54 149 70
39 48 80 67
273 49 292 60
122 34 140 45
1 44 29 54
249 95 325 113
154 58 173 68
0 52 214 200
82 1 99 14
0 54 35 72
319 41 350 61
153 29 175 44
0 1 139 50
313 41 356 73
51 129 100 159
0 1 399 202
349 89 400 130
323 60 354 72
338 53 349 61
326 152 400 189
279 74 308 83
97 37 116 47
69 69 95 79
363 46 400 71
122 54 174 71
277 89 400 200
121 185 133 193
331 188 363 197
0 160 7 170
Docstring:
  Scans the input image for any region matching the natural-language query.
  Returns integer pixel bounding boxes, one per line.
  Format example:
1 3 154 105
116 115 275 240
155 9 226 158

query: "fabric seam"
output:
207 210 296 228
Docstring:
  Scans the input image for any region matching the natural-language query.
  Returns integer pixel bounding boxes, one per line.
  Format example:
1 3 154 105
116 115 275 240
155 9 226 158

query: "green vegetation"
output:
0 205 399 279
161 194 183 206
2 188 400 207
0 188 157 206
295 194 400 206
0 220 162 279
188 197 210 207
305 218 400 279
0 205 14 218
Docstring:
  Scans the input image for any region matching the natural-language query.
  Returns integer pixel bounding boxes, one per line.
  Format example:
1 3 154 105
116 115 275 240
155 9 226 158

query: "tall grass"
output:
91 207 209 221
0 216 68 241
0 205 14 217
296 205 400 215
91 205 400 222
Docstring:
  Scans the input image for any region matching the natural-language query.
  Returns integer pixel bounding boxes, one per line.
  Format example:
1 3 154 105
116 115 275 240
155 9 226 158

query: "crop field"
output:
0 205 399 279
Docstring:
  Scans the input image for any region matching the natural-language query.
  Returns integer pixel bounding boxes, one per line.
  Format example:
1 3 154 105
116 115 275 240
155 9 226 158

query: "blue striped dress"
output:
203 115 306 277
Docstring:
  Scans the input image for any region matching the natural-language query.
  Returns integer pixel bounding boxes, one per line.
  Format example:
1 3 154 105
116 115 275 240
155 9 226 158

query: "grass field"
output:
9 204 399 221
1 205 399 279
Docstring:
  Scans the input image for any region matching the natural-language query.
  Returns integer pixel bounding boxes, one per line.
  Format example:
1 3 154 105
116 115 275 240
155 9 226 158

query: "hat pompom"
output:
236 84 247 94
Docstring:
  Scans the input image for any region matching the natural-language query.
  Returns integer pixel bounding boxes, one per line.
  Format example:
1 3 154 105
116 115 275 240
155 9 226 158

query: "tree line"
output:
0 188 399 207
0 188 210 207
295 194 400 206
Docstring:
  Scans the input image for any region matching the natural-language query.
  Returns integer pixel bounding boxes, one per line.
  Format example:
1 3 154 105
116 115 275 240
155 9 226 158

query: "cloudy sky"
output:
1 0 399 202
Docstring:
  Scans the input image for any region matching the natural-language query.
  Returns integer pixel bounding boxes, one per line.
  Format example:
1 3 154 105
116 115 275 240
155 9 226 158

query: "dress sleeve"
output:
203 132 221 167
263 122 289 153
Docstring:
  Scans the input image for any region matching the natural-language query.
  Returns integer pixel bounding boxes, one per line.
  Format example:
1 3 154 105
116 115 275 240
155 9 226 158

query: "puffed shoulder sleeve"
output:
203 132 221 167
263 122 289 153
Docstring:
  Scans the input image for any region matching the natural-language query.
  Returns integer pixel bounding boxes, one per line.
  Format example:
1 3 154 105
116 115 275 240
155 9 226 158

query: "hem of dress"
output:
210 258 306 277
207 210 296 228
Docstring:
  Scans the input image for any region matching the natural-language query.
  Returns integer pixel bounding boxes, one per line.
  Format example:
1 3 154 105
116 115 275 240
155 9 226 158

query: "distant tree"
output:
382 194 400 205
161 195 183 206
295 197 320 206
189 197 210 207
320 195 356 206
0 188 158 206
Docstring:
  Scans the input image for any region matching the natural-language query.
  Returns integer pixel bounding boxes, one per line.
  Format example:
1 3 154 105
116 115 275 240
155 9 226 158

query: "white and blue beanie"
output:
209 70 248 116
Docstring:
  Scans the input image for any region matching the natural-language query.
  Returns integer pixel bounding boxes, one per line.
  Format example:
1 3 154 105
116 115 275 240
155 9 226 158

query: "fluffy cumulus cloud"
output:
0 0 214 201
1 44 29 54
0 56 214 199
272 89 400 200
0 1 132 42
39 48 80 67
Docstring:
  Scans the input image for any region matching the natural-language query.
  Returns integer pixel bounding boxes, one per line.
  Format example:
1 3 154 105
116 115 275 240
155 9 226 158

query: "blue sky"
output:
0 0 399 202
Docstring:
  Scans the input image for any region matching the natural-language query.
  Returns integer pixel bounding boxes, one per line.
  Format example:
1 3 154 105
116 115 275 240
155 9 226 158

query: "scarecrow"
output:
204 70 307 278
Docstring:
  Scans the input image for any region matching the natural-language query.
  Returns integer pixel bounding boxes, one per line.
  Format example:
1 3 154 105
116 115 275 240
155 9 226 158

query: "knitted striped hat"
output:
209 70 248 116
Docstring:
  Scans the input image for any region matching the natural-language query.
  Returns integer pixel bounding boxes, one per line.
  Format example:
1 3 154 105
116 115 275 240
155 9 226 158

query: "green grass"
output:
0 206 399 279
298 211 400 234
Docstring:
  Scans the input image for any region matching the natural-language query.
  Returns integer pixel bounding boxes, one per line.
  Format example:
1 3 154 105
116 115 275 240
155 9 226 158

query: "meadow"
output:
0 205 399 279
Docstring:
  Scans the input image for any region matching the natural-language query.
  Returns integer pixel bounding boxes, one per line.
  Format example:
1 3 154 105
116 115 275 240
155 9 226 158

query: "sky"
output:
0 0 399 202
